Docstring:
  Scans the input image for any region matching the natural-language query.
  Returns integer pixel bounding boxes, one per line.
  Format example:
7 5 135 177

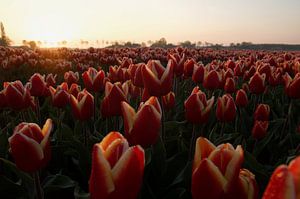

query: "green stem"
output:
189 124 197 161
33 171 44 199
220 122 225 137
159 97 165 141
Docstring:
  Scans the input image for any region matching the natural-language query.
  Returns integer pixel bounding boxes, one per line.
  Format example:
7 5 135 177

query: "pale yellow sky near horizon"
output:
1 0 300 47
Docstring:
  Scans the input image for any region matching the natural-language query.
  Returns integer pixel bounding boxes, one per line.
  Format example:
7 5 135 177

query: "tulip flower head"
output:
141 59 174 97
216 94 236 123
235 89 249 107
254 104 270 121
249 72 266 94
64 71 79 86
70 89 94 121
89 132 145 199
101 82 128 118
8 119 53 172
185 87 215 124
262 156 300 199
3 80 33 110
121 96 161 147
192 137 258 199
82 67 105 92
283 72 300 99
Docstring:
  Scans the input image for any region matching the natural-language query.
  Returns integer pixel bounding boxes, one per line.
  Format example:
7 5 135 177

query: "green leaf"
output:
43 174 76 192
74 184 90 199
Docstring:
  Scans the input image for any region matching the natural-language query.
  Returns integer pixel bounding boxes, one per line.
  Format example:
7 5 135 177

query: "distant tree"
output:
141 42 147 47
151 38 167 48
28 41 37 49
179 40 196 48
0 22 11 46
61 40 67 45
197 41 202 47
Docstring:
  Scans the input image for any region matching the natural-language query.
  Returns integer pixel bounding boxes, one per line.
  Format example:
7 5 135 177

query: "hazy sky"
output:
1 0 300 45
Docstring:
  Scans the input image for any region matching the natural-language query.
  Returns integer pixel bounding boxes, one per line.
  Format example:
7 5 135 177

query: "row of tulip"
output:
0 46 299 199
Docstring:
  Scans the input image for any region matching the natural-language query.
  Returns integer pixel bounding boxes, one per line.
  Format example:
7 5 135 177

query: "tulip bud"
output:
121 97 161 147
28 73 48 97
203 69 222 91
101 82 128 118
3 80 32 110
183 59 196 78
8 119 52 172
249 72 266 94
185 87 215 124
46 73 57 87
192 64 205 84
192 137 258 199
224 77 236 93
283 72 300 99
235 89 249 107
142 60 173 97
89 132 145 199
64 71 79 86
128 63 144 88
262 156 300 199
216 94 236 122
254 104 270 121
252 120 269 140
49 85 70 108
69 83 81 98
162 92 175 111
82 67 105 92
70 89 94 121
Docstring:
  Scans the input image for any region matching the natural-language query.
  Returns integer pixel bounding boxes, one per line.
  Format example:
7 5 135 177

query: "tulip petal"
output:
89 144 115 199
111 146 145 199
41 119 53 149
288 156 300 199
100 132 125 151
193 137 216 173
121 102 136 133
192 159 226 199
262 165 296 199
9 133 44 172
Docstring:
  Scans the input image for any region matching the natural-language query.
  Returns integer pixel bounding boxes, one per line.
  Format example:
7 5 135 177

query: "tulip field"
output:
0 46 300 199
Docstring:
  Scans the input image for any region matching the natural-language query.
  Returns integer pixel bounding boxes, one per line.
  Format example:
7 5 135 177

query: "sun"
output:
25 14 76 47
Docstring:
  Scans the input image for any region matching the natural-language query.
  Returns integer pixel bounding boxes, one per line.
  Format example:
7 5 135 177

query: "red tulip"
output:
262 156 300 199
252 120 269 140
45 73 57 87
89 132 144 199
235 89 249 107
70 89 94 121
28 73 49 97
168 53 186 77
128 63 145 88
3 80 32 110
192 137 258 199
283 72 300 99
192 63 205 84
49 84 70 108
203 69 223 90
64 71 79 85
121 97 161 147
69 83 81 98
82 67 105 92
216 94 236 122
162 91 175 111
224 77 236 93
8 119 52 172
185 87 215 124
249 72 266 94
183 59 196 78
254 104 270 121
101 82 128 118
142 59 173 97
